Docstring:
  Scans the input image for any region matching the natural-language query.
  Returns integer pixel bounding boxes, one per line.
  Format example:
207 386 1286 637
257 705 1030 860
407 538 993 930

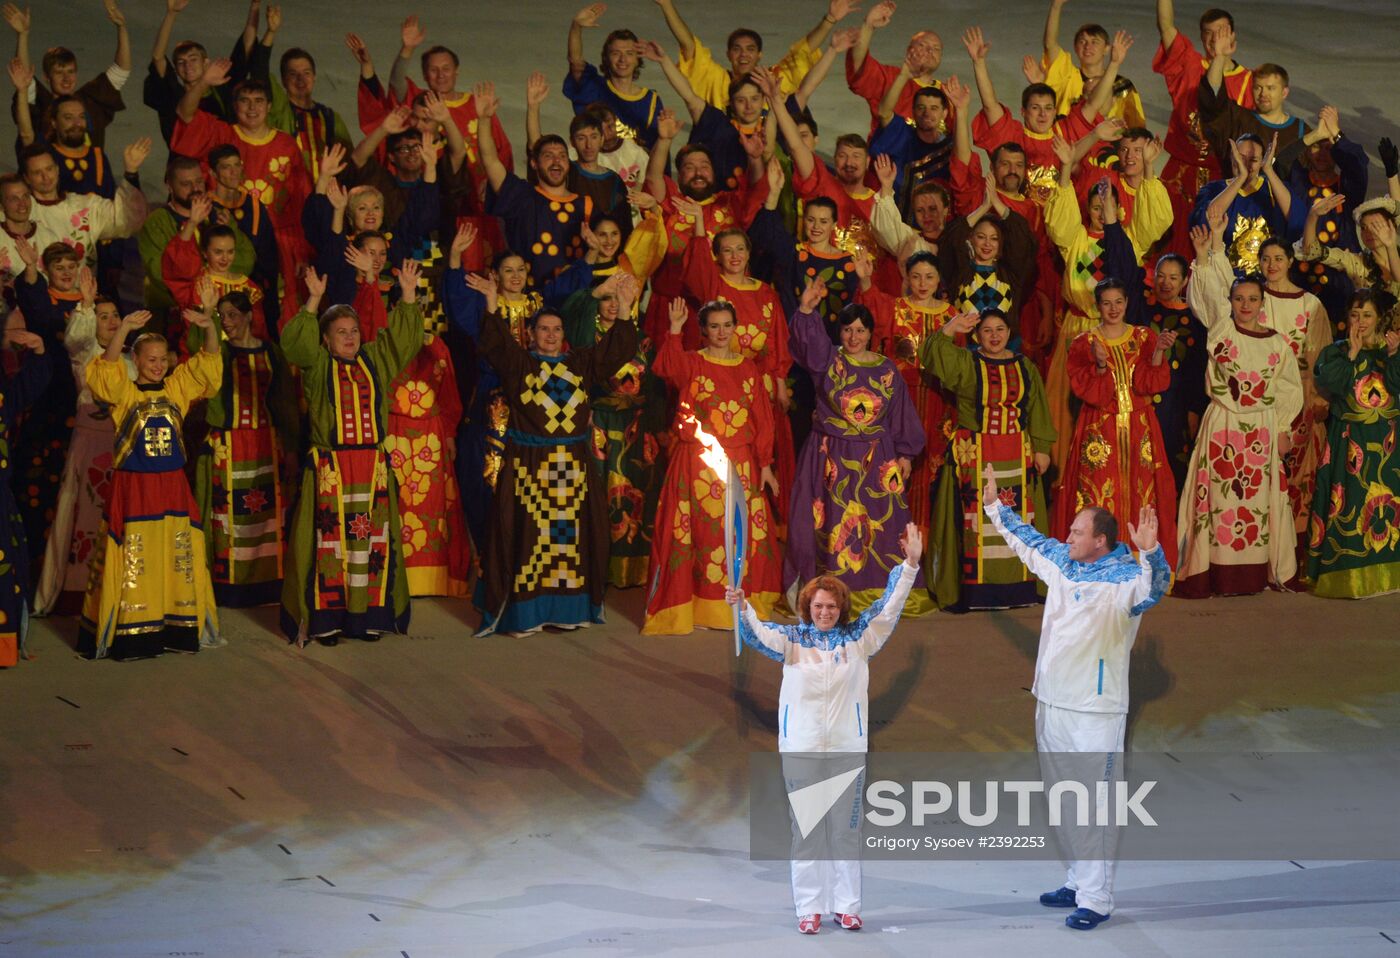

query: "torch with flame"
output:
694 418 746 655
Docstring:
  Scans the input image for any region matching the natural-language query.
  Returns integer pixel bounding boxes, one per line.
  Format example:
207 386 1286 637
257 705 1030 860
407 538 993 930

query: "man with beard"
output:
139 155 254 319
846 0 948 136
636 107 768 348
4 0 129 150
476 81 592 284
17 92 116 200
0 174 60 291
146 0 263 146
523 75 629 239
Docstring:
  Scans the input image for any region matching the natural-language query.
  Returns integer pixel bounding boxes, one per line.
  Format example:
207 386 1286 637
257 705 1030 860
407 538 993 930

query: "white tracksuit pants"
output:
783 754 864 917
1035 702 1127 916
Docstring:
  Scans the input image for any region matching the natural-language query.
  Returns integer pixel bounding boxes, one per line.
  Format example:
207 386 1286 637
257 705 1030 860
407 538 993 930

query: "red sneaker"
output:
835 913 863 931
797 914 821 935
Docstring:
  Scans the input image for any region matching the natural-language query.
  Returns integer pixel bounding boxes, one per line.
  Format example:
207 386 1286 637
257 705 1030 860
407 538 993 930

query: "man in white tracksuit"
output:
981 465 1171 931
727 523 922 936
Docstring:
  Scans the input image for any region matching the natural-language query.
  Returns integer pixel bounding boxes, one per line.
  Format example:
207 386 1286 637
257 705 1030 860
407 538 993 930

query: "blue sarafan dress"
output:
78 352 223 660
0 349 53 666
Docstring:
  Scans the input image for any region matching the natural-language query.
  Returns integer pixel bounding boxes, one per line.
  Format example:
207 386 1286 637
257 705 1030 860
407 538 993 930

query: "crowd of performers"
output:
1 0 1398 665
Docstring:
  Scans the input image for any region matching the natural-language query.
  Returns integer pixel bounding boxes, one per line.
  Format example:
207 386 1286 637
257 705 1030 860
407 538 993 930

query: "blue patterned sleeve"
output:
740 604 788 662
984 502 1065 583
1128 545 1172 617
851 562 918 659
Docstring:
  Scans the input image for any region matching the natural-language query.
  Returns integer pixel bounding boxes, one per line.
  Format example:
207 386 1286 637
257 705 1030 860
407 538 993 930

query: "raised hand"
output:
613 271 640 312
203 58 233 87
123 137 152 173
400 14 425 50
1262 131 1278 171
873 152 897 192
961 26 989 63
264 3 281 34
6 56 30 91
1379 137 1399 180
1309 192 1344 220
1091 336 1110 367
1128 504 1159 552
326 178 348 211
851 248 874 283
798 275 828 313
982 462 998 507
465 270 499 314
830 27 860 52
941 309 978 337
1187 223 1211 258
450 221 478 256
1021 54 1045 85
1109 30 1133 65
525 71 550 107
667 295 688 333
421 92 450 123
748 65 779 101
899 521 923 566
398 258 420 302
739 128 766 159
103 0 125 27
1 4 30 34
627 188 659 212
345 33 371 67
1205 202 1228 238
941 74 970 111
12 233 38 269
636 39 665 62
195 272 217 311
343 242 374 275
1050 133 1072 166
828 0 861 21
1144 136 1163 170
418 132 440 167
472 81 499 119
78 265 97 304
183 307 214 330
1094 116 1126 142
7 327 42 353
655 107 681 141
1317 105 1340 141
303 266 327 301
188 191 213 225
1346 319 1365 359
765 156 785 196
320 141 348 181
865 0 895 29
674 196 704 226
573 3 606 28
122 309 153 332
381 104 412 135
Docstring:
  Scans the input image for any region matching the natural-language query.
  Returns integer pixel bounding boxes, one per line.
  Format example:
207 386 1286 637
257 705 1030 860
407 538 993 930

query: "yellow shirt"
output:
679 37 820 111
1043 49 1146 130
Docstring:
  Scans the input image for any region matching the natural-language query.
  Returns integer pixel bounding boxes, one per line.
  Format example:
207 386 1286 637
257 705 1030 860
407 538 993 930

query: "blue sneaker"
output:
1065 907 1111 930
1039 886 1077 907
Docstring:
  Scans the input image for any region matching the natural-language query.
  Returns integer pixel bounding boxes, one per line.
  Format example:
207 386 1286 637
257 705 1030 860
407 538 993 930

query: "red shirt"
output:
1152 32 1254 177
972 103 1099 205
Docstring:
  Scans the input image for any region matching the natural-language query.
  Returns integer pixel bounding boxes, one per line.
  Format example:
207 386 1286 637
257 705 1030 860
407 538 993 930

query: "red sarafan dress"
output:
1053 325 1179 567
641 337 782 635
857 285 958 541
682 236 795 532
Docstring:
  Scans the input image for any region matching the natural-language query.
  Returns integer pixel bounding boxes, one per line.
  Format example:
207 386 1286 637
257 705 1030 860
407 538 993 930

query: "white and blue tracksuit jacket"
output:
740 562 919 753
985 503 1171 715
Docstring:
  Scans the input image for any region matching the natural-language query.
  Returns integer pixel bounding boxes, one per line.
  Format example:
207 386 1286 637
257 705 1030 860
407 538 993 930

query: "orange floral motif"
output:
400 512 428 556
394 380 436 417
693 472 725 518
708 400 748 437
